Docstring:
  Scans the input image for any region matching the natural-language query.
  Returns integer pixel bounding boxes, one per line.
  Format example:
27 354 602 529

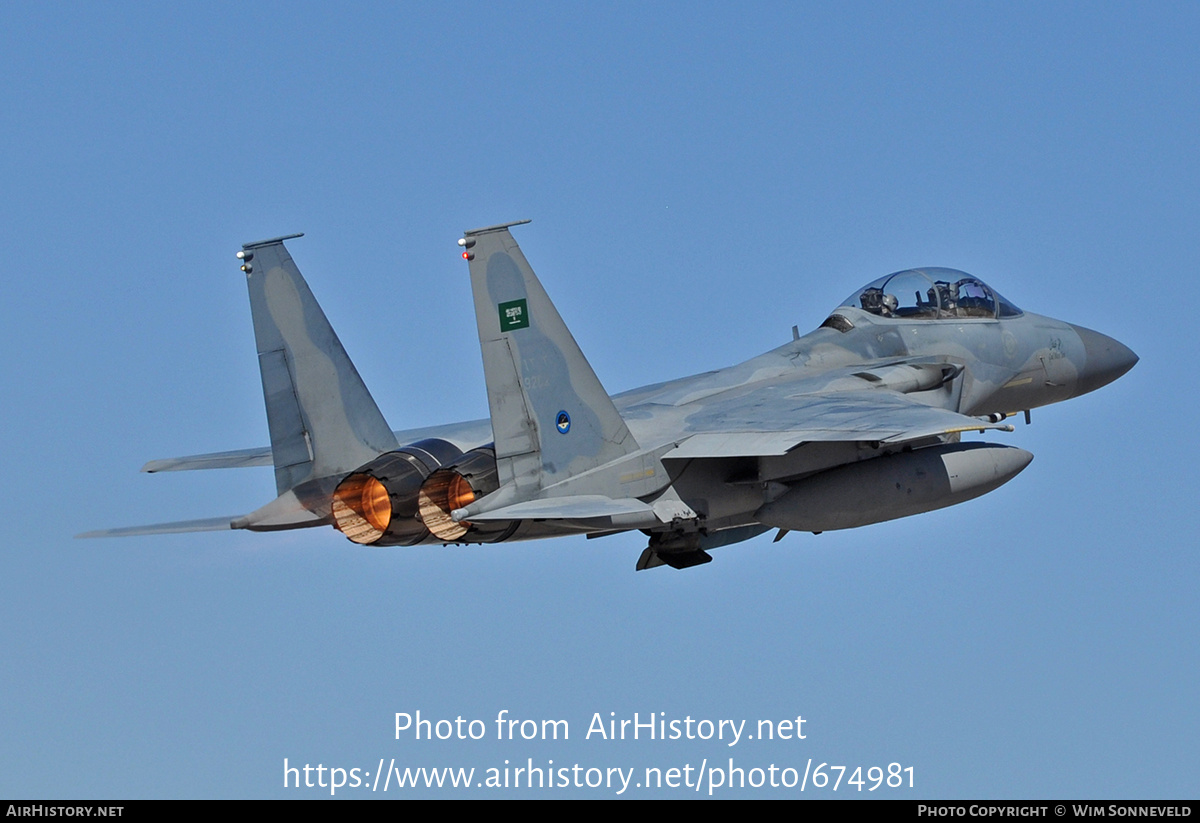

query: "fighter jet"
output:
81 221 1138 570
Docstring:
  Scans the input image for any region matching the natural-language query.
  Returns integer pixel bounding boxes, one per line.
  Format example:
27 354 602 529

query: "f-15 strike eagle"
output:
82 221 1138 570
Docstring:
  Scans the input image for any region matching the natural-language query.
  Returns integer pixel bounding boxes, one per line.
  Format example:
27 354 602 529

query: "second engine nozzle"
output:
331 439 464 546
417 446 516 543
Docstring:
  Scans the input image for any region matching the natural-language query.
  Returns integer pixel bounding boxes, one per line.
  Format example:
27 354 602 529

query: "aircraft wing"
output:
444 386 1017 547
139 421 494 473
663 386 1012 459
141 447 274 473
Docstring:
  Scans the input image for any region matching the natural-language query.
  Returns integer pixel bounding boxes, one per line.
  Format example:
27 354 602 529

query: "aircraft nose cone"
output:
1070 323 1138 395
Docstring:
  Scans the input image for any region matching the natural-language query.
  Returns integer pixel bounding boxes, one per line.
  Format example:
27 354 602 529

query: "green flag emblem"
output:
498 299 529 332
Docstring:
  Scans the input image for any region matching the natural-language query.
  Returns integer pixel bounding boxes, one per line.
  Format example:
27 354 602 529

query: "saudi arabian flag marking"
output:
498 299 529 332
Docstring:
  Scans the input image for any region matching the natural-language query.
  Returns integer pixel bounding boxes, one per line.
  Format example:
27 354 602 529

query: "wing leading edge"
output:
665 390 1014 460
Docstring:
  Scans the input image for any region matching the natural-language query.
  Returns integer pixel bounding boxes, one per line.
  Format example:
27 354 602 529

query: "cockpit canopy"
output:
838 268 1022 320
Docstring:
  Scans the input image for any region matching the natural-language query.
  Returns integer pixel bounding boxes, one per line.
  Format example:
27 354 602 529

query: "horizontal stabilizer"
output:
78 489 331 538
76 516 238 538
231 489 330 531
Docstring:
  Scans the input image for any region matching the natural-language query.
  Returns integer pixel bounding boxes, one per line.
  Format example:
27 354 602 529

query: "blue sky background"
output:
2 3 1196 798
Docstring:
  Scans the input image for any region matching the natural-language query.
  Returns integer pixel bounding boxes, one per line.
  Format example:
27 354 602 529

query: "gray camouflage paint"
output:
83 227 1137 560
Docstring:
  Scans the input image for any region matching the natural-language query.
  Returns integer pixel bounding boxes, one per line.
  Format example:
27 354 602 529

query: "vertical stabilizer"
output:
241 235 398 493
461 221 639 493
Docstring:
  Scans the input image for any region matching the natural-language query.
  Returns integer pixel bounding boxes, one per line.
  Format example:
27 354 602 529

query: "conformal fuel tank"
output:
755 442 1033 532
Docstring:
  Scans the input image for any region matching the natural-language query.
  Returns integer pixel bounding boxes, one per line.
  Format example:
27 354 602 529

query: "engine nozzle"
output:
330 439 464 546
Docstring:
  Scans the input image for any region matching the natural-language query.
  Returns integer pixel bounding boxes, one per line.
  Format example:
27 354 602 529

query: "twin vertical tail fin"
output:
241 235 398 495
460 221 642 498
85 225 655 539
79 235 399 538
